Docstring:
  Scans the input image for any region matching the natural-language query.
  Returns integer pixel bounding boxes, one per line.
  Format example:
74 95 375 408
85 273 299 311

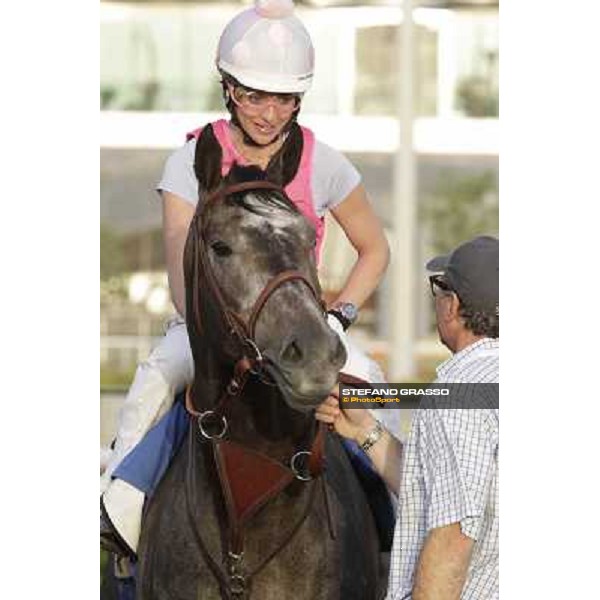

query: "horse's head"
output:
184 164 346 412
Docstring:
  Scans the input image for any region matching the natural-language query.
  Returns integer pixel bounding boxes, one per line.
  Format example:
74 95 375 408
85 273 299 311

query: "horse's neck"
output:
247 380 311 437
226 380 315 460
191 336 234 404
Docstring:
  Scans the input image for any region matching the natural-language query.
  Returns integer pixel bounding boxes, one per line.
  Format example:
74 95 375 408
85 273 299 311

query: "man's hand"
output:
316 385 404 493
315 386 376 444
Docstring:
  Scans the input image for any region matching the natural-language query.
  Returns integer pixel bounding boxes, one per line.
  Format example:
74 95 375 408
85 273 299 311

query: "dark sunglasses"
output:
429 274 454 297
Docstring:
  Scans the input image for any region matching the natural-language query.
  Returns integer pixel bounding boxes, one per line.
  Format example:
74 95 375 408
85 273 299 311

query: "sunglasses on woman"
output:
228 84 301 115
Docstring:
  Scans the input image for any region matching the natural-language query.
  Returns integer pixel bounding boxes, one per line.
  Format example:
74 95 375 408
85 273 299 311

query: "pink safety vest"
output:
186 119 326 263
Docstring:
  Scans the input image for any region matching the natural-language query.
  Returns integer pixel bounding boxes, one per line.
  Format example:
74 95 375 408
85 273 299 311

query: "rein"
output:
183 181 333 598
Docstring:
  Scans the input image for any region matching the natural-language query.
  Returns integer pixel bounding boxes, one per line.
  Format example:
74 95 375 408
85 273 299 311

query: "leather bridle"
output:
186 180 327 434
183 181 334 598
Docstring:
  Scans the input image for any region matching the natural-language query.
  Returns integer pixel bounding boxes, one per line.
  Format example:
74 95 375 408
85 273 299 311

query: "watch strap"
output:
360 419 385 453
328 309 351 331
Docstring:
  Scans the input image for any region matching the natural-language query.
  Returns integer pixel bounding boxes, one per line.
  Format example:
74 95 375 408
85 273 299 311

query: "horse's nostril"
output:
281 338 304 365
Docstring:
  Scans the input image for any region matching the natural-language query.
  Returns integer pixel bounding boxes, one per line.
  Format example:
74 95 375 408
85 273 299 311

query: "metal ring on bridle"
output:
290 450 313 481
197 411 228 440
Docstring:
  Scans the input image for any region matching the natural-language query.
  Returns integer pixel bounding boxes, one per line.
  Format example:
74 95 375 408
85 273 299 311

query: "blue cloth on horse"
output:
113 396 188 497
341 438 396 552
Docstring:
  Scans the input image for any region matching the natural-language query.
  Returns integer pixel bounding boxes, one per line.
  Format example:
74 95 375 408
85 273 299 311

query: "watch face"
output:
340 303 358 322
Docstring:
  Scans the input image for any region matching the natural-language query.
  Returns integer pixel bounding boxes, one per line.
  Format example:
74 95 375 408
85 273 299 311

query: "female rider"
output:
101 0 390 558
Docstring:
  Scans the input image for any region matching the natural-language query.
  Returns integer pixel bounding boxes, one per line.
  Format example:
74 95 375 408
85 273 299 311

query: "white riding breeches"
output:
100 317 194 493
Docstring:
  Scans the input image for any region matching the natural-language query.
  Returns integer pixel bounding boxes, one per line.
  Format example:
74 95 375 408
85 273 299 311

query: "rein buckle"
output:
227 551 247 596
229 574 247 596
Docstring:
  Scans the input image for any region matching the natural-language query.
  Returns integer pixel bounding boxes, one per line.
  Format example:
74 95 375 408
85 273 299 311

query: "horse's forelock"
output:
219 163 299 217
229 188 299 218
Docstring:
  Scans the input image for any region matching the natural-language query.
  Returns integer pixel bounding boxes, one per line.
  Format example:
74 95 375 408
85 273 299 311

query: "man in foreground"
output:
316 235 499 599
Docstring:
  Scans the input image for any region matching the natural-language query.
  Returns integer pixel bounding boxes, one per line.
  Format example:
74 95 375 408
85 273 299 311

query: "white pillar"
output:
337 23 356 117
389 0 417 381
437 10 458 119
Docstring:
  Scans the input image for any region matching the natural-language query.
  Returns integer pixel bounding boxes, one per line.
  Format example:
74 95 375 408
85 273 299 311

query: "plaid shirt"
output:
387 338 499 600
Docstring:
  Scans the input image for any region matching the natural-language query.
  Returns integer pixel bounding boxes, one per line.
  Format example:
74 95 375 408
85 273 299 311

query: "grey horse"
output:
134 152 384 599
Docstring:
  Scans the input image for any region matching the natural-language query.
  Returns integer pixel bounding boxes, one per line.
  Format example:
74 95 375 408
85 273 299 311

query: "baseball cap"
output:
426 235 499 313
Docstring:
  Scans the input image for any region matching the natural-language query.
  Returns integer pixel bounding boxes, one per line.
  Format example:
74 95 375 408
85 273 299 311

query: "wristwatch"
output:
328 302 358 331
360 419 385 453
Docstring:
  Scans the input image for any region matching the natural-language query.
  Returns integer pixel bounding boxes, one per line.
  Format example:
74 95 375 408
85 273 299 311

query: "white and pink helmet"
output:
216 0 315 94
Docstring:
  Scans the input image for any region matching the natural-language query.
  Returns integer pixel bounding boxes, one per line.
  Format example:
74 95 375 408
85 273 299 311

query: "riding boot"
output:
101 402 190 558
102 479 145 556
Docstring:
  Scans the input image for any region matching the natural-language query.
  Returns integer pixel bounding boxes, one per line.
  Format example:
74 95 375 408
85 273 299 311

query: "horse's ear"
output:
266 122 303 187
194 124 223 195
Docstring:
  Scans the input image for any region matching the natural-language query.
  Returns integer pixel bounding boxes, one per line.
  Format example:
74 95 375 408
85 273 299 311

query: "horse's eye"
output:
210 241 232 257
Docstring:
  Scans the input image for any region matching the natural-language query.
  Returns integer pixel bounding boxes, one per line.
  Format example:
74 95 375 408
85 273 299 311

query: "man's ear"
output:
438 292 460 324
447 293 462 323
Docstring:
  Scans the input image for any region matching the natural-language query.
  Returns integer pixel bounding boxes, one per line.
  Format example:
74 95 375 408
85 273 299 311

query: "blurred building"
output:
100 0 498 382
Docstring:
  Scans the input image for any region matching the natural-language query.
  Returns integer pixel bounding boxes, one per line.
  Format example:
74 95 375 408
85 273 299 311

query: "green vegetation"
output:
101 366 136 390
456 75 499 117
101 225 125 280
420 170 498 255
455 48 498 118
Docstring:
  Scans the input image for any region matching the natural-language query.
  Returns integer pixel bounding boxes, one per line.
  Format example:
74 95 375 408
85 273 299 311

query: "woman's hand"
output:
315 386 377 445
